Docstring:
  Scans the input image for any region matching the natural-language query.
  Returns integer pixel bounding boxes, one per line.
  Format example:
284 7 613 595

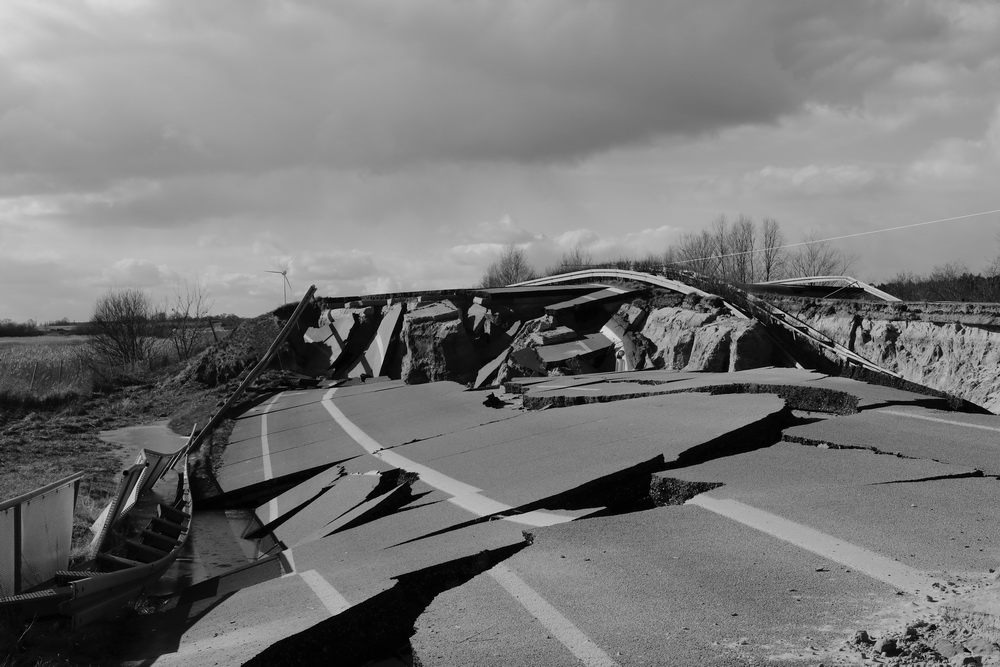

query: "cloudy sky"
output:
2 0 999 322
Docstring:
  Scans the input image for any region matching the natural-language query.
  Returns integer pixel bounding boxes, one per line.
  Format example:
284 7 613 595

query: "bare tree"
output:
760 217 785 281
730 215 757 284
786 231 856 278
985 246 1000 302
479 243 537 287
710 215 731 280
927 262 976 301
88 287 157 367
670 229 718 277
168 279 216 360
548 243 593 275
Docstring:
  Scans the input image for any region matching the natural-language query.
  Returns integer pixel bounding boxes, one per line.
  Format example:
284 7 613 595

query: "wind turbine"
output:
266 258 294 303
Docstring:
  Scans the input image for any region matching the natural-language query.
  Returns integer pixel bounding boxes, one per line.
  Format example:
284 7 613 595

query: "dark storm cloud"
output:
4 0 984 191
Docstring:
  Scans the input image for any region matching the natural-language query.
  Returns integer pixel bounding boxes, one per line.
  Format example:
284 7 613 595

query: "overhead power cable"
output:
669 208 1000 265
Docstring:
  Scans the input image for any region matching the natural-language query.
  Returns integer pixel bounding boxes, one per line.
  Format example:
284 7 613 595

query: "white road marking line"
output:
374 328 386 362
688 495 938 594
878 409 1000 433
489 563 620 667
299 569 351 616
260 394 282 523
322 388 573 527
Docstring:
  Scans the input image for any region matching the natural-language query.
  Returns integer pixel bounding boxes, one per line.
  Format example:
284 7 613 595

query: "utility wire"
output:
669 208 1000 265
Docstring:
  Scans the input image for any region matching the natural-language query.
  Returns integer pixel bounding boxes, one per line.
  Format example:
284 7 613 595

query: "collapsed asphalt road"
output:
132 368 1000 666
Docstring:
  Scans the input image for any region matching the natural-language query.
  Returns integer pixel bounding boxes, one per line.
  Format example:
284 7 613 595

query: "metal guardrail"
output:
750 275 902 302
0 433 195 627
189 284 317 453
0 473 84 597
62 451 193 629
513 267 902 380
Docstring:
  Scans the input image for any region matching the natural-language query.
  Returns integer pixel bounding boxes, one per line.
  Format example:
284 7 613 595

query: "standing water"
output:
98 421 266 596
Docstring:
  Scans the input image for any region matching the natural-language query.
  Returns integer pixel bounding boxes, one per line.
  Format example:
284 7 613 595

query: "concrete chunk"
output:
535 333 615 368
529 326 578 346
407 301 460 324
253 465 345 532
475 347 512 389
272 474 381 548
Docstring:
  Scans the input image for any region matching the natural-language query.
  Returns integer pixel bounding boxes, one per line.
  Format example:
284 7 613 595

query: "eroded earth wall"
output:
774 297 1000 413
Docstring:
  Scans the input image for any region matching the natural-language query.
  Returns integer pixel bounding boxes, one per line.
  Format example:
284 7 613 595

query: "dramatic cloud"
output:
1 0 999 321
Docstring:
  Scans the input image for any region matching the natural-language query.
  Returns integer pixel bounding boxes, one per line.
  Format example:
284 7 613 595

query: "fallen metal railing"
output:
0 473 84 597
189 284 317 453
0 430 195 628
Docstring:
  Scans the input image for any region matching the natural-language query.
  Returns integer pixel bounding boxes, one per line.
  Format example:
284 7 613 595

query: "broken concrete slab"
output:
474 346 511 389
303 323 334 344
534 332 615 368
280 481 529 602
464 302 489 336
276 473 383 548
349 302 404 379
611 302 648 333
290 480 412 547
346 299 388 308
600 317 644 372
510 346 545 375
406 301 460 324
253 465 345 532
528 326 578 346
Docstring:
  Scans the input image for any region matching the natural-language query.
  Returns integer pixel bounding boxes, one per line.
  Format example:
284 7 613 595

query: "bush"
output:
88 287 157 367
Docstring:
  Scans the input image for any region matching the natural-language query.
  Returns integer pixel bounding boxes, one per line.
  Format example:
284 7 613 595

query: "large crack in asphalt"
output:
519 381 863 415
388 405 789 547
241 542 529 667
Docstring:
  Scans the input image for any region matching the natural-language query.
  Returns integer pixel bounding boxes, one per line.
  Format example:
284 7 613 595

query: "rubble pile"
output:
283 284 779 387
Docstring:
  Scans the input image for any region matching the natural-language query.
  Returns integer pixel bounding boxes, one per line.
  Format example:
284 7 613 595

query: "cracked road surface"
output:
145 369 1000 666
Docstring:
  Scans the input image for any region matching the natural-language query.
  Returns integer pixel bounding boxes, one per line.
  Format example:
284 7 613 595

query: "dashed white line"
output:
688 495 937 594
489 563 620 667
322 388 574 527
260 393 282 523
299 569 351 616
878 409 1000 433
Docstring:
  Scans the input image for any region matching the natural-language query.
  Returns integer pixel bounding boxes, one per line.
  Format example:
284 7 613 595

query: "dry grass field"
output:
0 336 93 406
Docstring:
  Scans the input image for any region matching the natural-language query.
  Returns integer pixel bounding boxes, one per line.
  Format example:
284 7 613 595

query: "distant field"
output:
0 336 91 401
0 334 91 346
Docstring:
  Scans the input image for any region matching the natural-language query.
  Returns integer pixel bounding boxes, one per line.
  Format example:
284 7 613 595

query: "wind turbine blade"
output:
284 275 293 294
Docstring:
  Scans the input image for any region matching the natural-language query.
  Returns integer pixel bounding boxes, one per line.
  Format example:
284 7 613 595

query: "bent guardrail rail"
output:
0 428 196 628
513 267 904 380
189 284 317 453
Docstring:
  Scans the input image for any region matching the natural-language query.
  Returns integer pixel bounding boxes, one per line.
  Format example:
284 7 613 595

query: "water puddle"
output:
150 509 268 596
98 419 189 469
99 421 272 597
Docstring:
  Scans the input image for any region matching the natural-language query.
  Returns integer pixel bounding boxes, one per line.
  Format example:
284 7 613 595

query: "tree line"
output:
876 259 1000 303
480 215 856 288
478 217 1000 304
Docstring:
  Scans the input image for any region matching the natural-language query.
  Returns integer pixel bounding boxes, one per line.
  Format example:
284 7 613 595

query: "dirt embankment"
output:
772 297 1000 413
